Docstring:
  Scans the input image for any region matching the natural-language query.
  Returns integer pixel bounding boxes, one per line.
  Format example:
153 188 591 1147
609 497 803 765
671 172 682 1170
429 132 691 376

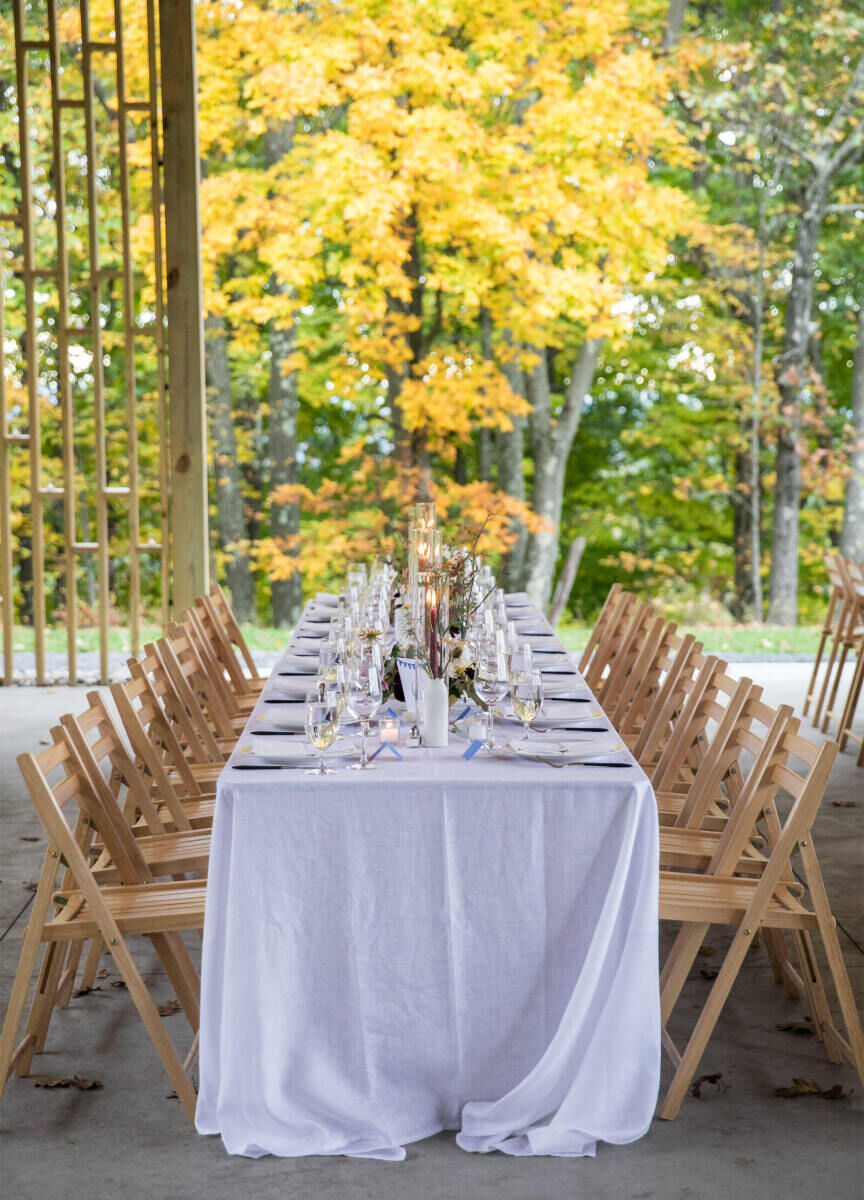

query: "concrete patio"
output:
0 662 861 1200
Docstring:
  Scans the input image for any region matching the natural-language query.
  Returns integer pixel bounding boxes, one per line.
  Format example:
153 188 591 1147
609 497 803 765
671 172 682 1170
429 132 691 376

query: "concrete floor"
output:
0 665 862 1200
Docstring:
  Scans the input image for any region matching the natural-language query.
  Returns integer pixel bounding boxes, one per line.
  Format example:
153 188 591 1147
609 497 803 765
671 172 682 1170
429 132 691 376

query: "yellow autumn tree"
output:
195 0 696 599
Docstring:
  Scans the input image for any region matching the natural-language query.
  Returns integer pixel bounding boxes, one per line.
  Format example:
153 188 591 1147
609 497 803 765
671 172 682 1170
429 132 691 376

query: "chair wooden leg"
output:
0 854 61 1098
803 631 829 717
836 650 864 753
150 932 201 1031
660 922 709 1025
106 939 199 1124
821 645 850 734
800 842 864 1082
659 927 754 1120
761 927 796 994
79 936 105 992
18 939 65 1070
813 636 841 727
790 930 842 1062
56 941 85 1007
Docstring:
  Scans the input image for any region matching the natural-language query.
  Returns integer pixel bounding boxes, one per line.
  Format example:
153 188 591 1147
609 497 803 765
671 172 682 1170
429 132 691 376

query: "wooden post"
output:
159 0 209 613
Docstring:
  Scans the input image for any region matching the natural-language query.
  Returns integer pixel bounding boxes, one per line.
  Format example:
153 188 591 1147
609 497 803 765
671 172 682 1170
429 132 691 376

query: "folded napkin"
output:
534 700 601 724
279 656 320 673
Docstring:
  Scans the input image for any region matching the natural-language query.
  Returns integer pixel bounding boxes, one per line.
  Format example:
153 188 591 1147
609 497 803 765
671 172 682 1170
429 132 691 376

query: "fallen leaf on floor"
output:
734 1159 755 1167
158 999 182 1017
73 986 102 997
832 801 856 808
775 1020 814 1037
697 945 716 957
19 836 39 842
110 980 127 989
774 1078 852 1099
22 881 38 892
691 1072 726 1099
96 969 109 979
34 1075 102 1091
700 968 719 980
165 1085 198 1101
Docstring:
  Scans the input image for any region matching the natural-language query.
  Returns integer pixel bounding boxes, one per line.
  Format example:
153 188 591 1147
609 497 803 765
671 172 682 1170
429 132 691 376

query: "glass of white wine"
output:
305 696 340 775
511 670 543 740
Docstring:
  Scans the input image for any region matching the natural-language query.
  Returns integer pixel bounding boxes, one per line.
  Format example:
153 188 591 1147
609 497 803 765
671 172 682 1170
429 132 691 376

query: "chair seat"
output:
45 879 207 941
659 871 816 929
92 831 210 883
659 827 767 874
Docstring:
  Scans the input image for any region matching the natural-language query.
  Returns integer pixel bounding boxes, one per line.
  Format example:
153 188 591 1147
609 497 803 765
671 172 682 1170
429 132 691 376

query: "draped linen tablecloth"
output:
195 600 660 1160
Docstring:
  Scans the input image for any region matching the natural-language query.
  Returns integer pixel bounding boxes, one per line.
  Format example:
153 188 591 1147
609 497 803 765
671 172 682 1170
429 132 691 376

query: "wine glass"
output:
305 695 340 775
346 664 382 770
475 648 510 749
512 670 543 740
507 642 534 686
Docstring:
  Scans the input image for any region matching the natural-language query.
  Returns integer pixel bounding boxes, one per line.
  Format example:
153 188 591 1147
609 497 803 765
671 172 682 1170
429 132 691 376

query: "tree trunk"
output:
841 299 864 559
205 313 255 623
265 121 303 627
523 339 603 610
768 174 831 624
269 318 303 626
498 356 528 590
547 536 586 627
768 51 864 622
662 0 687 51
732 450 755 619
477 308 493 482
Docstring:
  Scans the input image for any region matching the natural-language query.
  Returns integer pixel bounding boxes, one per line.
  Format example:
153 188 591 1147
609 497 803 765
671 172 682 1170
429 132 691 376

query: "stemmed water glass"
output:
346 663 382 770
511 670 543 740
304 695 340 775
475 648 510 749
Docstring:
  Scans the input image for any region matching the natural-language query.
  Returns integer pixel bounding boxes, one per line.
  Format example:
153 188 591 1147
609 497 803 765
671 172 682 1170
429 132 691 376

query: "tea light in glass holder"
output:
380 717 400 745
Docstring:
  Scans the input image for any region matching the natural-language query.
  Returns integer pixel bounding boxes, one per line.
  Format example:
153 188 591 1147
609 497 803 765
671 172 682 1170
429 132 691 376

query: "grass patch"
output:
6 620 823 660
556 623 822 656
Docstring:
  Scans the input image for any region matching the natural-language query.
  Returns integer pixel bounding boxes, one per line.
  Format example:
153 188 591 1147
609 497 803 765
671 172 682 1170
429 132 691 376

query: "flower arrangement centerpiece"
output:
389 513 493 714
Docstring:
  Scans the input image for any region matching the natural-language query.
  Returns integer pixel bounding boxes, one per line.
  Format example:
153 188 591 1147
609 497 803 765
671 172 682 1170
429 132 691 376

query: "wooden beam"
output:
158 0 209 613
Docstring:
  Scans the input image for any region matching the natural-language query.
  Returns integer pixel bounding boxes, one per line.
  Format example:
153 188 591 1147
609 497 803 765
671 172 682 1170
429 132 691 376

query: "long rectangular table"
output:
195 594 660 1159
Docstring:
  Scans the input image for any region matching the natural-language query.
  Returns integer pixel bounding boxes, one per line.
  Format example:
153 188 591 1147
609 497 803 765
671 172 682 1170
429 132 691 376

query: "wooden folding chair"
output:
174 607 257 719
803 552 845 718
831 560 864 764
196 591 266 699
815 555 860 733
128 648 225 767
36 698 210 1015
628 635 704 766
577 584 635 687
59 699 211 880
139 639 234 763
657 722 864 1120
0 736 205 1122
610 618 680 734
110 677 218 830
155 631 242 744
589 600 656 704
208 583 264 685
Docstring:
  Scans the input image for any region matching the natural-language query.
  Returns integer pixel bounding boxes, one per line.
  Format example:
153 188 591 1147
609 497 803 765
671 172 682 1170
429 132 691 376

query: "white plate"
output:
247 736 353 763
266 685 319 702
508 734 623 761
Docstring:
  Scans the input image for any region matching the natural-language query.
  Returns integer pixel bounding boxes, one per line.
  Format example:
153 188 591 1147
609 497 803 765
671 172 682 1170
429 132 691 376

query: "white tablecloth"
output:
195 601 660 1160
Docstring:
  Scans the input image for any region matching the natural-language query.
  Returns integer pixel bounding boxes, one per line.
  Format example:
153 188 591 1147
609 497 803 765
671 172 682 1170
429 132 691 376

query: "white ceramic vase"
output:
422 676 449 747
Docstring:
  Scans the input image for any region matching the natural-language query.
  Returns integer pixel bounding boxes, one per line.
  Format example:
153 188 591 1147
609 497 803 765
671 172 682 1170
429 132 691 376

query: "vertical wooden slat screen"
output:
12 0 48 685
1 0 198 685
